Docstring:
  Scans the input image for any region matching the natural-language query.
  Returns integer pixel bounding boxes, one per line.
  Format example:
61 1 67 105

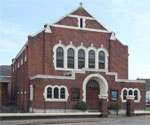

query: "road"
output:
1 115 150 125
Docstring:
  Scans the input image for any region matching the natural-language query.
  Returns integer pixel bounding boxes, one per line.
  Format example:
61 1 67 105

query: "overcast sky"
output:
0 0 150 79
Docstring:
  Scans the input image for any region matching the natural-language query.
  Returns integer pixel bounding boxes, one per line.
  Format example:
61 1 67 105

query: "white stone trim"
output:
120 88 141 103
126 95 135 100
82 74 108 102
97 45 109 71
13 42 28 62
51 24 110 33
53 41 109 72
53 40 66 69
29 28 45 37
30 85 33 101
68 15 96 20
110 32 117 40
77 17 86 28
45 25 52 33
30 70 145 84
66 42 76 69
43 85 69 102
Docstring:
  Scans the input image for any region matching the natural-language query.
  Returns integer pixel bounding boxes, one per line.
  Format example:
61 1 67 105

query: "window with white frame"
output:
67 48 74 68
88 50 95 68
43 85 69 102
53 42 109 71
121 88 141 103
78 49 85 69
56 47 64 68
99 51 105 69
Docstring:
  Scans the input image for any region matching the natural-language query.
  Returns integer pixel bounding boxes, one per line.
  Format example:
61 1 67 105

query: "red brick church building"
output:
11 5 146 115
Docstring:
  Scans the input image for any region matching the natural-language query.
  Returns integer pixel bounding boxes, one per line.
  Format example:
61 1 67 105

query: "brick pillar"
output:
99 95 108 117
126 95 135 116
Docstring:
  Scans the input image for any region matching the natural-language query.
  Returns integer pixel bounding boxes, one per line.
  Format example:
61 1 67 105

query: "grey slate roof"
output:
0 65 11 76
0 77 10 83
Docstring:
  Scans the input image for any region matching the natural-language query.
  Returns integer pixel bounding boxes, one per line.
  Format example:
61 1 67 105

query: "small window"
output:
54 88 59 99
47 87 52 98
88 50 95 68
87 80 99 89
99 51 105 69
60 88 65 99
80 18 83 28
129 90 133 95
67 48 74 68
134 90 138 100
78 49 85 69
123 90 127 100
72 89 80 100
56 47 64 68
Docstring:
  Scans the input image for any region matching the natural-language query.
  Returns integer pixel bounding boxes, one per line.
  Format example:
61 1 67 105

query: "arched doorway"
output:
82 74 108 112
86 80 100 111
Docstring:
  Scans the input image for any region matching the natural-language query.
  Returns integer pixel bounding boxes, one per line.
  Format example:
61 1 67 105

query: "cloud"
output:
0 20 28 54
0 20 28 36
0 39 21 53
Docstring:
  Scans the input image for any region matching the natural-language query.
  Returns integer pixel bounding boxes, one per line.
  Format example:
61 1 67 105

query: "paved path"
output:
1 115 150 125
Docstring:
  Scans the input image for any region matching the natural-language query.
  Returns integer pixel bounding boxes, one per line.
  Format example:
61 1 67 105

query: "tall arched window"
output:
47 87 52 99
134 90 138 100
54 88 59 99
123 90 127 100
56 47 64 68
60 88 65 99
129 90 133 95
78 49 85 69
99 51 105 69
88 50 95 68
67 48 74 68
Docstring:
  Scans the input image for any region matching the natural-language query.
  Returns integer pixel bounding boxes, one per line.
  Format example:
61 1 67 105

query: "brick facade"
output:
11 6 145 113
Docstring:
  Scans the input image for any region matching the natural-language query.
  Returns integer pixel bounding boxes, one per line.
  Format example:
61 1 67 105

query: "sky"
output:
0 0 150 80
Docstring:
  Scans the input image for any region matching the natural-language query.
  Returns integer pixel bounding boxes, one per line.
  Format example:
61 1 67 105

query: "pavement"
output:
0 115 150 125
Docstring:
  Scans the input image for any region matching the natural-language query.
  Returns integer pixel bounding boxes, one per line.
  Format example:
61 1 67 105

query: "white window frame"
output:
30 85 33 101
43 85 69 102
53 41 109 72
121 88 141 103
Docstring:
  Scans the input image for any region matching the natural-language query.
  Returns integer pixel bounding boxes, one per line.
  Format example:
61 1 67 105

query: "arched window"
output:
60 88 65 99
78 49 85 69
88 50 95 68
67 48 74 68
87 80 99 89
134 90 138 100
54 88 59 99
123 90 127 100
99 51 105 69
47 87 52 98
56 47 64 68
129 90 133 95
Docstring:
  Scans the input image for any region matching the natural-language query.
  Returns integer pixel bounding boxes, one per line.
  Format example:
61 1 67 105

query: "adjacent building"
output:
11 5 146 114
0 65 11 106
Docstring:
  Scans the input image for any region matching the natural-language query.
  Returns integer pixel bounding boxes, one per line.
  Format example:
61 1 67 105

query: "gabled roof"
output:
0 65 11 76
0 76 10 83
51 6 109 32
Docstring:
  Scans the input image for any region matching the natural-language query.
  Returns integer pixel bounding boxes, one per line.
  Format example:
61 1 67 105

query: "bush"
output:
75 101 88 111
108 102 120 111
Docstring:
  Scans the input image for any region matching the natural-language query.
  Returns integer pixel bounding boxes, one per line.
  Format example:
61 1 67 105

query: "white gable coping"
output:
30 70 145 84
51 24 110 33
51 6 94 25
29 28 45 37
45 25 52 33
110 32 117 40
68 15 96 20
